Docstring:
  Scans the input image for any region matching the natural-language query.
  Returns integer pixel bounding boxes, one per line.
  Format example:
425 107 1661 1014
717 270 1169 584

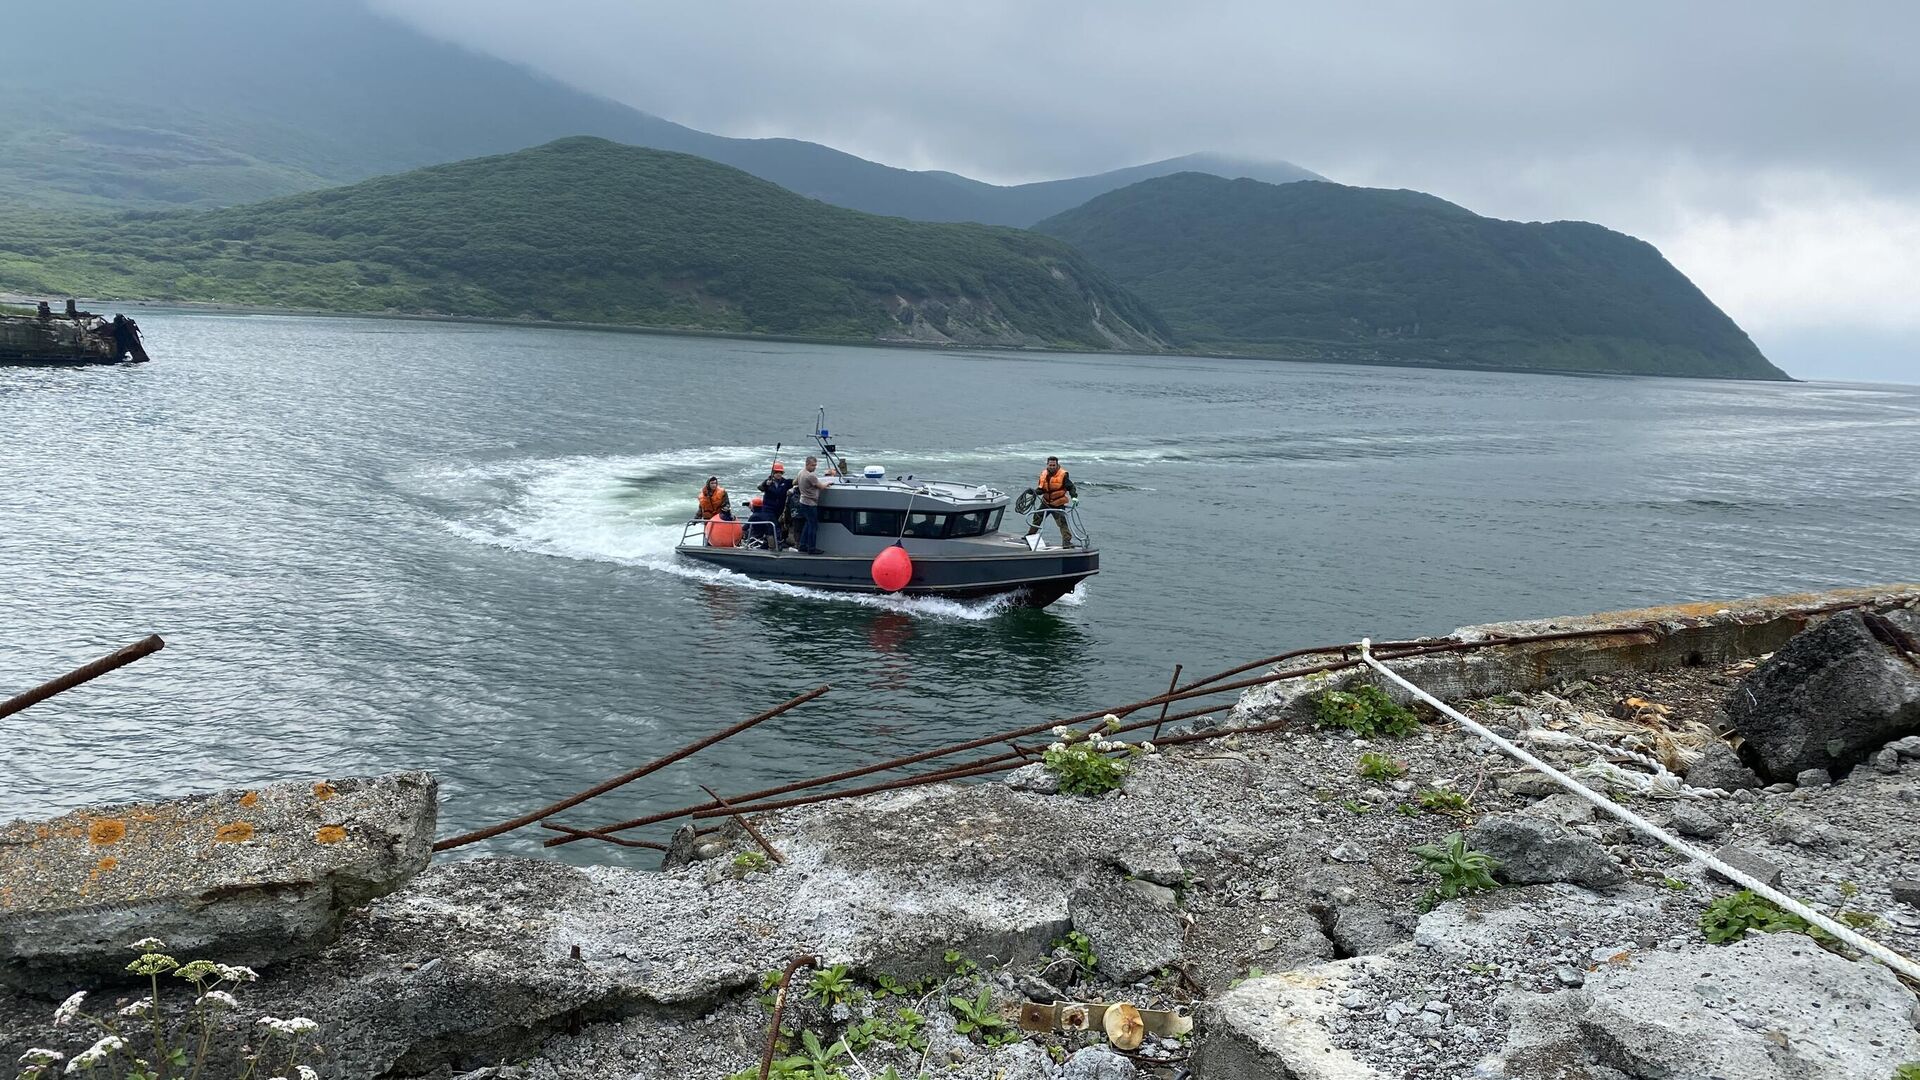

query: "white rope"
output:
1358 638 1920 983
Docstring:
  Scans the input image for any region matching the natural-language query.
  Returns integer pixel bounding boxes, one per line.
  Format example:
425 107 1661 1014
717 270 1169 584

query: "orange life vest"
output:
697 484 728 520
1037 467 1071 508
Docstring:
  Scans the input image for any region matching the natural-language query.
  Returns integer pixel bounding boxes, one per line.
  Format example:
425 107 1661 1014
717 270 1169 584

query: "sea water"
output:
2 309 1915 859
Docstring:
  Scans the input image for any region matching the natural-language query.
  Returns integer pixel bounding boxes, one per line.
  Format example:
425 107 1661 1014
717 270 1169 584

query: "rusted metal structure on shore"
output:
0 299 150 365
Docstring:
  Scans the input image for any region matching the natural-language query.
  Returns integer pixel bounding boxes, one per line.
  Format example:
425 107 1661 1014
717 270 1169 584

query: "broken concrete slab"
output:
1193 956 1392 1080
1069 878 1183 983
1464 813 1625 889
1709 844 1785 890
0 772 435 994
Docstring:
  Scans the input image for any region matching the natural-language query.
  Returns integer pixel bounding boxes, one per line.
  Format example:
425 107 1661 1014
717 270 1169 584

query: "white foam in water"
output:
421 449 1031 621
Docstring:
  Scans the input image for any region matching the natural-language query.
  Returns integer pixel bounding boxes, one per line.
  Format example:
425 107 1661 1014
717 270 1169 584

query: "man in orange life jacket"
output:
697 476 731 521
1024 455 1077 546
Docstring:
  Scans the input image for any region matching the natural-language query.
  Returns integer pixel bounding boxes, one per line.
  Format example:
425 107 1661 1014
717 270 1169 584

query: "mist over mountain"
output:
0 0 1314 225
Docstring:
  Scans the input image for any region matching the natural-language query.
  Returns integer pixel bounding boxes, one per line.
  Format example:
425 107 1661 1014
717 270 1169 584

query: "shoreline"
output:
4 584 1917 1078
0 290 1800 384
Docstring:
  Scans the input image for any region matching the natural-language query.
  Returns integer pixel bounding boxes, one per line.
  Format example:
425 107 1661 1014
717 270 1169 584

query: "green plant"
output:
1416 787 1471 815
804 964 855 1008
1053 930 1099 971
1840 910 1886 931
1341 798 1373 815
732 850 770 875
1311 684 1420 738
872 973 908 997
24 938 315 1080
1411 833 1500 912
944 949 979 977
1699 891 1825 945
948 986 1009 1041
1891 1063 1920 1080
1042 739 1130 795
1662 877 1689 891
1395 802 1421 817
1229 965 1266 989
1357 751 1408 781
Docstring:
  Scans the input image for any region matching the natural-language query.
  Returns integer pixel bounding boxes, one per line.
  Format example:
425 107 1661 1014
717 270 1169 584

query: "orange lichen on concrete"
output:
88 819 127 846
239 791 259 808
97 857 119 872
312 782 337 802
213 821 255 843
313 825 347 845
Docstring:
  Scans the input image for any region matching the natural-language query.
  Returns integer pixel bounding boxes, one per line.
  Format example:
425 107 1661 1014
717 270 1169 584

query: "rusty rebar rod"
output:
700 784 785 864
760 953 818 1080
0 635 165 722
1151 663 1183 741
434 684 829 852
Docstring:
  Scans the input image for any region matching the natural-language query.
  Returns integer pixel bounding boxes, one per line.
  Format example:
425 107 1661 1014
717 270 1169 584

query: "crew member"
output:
697 476 731 521
745 496 778 547
1024 455 1077 546
795 455 834 554
758 461 794 547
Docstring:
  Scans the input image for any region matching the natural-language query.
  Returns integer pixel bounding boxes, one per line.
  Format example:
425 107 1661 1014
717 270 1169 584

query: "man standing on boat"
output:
795 456 833 554
697 476 731 521
759 461 794 548
1025 455 1077 546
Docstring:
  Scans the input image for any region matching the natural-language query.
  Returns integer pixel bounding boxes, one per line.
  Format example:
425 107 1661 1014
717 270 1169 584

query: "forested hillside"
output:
1037 174 1786 379
0 139 1169 350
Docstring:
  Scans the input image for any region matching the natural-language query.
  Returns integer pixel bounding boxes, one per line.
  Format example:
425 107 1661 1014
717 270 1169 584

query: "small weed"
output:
1395 802 1421 817
872 972 908 997
732 850 770 875
1053 929 1099 971
1416 787 1471 815
1341 798 1373 815
944 949 979 977
1357 751 1408 781
1466 961 1499 976
1838 880 1860 899
1229 965 1266 989
1840 910 1886 931
949 985 1010 1042
1311 684 1420 738
1892 1063 1920 1080
1662 877 1689 891
1043 740 1130 795
1411 832 1500 912
804 964 855 1008
1700 890 1826 945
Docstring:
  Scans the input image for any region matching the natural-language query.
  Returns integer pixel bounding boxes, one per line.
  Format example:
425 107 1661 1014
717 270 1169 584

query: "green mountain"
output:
0 139 1169 350
1035 174 1787 380
0 0 1315 225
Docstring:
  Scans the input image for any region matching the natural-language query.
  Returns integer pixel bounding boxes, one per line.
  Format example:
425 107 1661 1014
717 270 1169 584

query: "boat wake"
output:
409 449 1070 621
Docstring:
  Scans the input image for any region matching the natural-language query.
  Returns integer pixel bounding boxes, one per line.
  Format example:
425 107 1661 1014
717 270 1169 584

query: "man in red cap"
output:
758 461 795 548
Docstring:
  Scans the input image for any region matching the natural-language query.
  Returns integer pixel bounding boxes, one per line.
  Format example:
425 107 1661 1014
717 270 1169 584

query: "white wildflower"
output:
215 964 260 983
18 1049 64 1065
1097 740 1120 752
1101 713 1121 729
64 1035 123 1073
297 1067 320 1080
1047 742 1067 754
1140 742 1157 754
258 1016 318 1036
52 991 86 1026
1050 725 1070 737
198 990 238 1010
117 998 153 1018
127 937 165 952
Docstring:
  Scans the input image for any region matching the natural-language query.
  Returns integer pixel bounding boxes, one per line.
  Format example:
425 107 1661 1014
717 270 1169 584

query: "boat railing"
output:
680 518 782 551
1018 504 1092 549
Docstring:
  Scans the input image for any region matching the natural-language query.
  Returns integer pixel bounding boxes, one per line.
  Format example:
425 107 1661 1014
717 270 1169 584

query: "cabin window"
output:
902 511 947 539
986 508 1004 533
946 510 989 538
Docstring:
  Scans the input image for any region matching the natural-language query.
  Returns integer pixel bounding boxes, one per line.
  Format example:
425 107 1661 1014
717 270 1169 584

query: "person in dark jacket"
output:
758 461 794 548
744 496 778 548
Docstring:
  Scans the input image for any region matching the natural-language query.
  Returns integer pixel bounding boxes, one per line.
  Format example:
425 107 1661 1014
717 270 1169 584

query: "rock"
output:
660 823 701 869
1116 849 1183 887
1494 771 1560 798
1328 842 1369 864
1727 609 1920 781
1891 879 1920 908
1709 845 1784 889
1520 792 1596 828
1195 956 1392 1079
1684 740 1764 791
1324 902 1415 957
1463 814 1625 889
1069 879 1182 983
1554 965 1585 987
1004 763 1060 795
1572 932 1920 1079
0 772 436 994
1059 1046 1140 1080
1664 803 1726 840
1870 747 1902 773
1795 767 1831 788
1893 734 1920 760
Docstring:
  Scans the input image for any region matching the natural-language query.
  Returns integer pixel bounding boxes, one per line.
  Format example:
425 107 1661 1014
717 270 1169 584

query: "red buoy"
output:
871 544 912 593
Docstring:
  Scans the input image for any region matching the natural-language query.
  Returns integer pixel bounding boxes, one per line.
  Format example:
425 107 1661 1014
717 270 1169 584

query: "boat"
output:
674 415 1099 608
0 300 149 366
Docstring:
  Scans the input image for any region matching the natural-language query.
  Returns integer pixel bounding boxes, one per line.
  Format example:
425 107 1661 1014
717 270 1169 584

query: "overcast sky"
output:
377 0 1917 382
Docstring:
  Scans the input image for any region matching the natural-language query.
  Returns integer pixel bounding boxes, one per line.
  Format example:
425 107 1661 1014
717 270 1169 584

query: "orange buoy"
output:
704 519 744 547
871 544 912 592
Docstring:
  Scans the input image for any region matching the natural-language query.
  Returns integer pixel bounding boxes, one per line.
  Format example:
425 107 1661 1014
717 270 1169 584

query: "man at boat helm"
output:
794 456 834 555
697 476 731 521
1025 455 1078 546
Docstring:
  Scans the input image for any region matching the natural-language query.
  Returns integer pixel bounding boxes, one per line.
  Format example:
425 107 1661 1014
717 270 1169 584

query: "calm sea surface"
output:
3 310 1916 859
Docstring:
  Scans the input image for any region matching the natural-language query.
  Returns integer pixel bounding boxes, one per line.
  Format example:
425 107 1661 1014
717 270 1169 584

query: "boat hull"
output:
675 546 1098 608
